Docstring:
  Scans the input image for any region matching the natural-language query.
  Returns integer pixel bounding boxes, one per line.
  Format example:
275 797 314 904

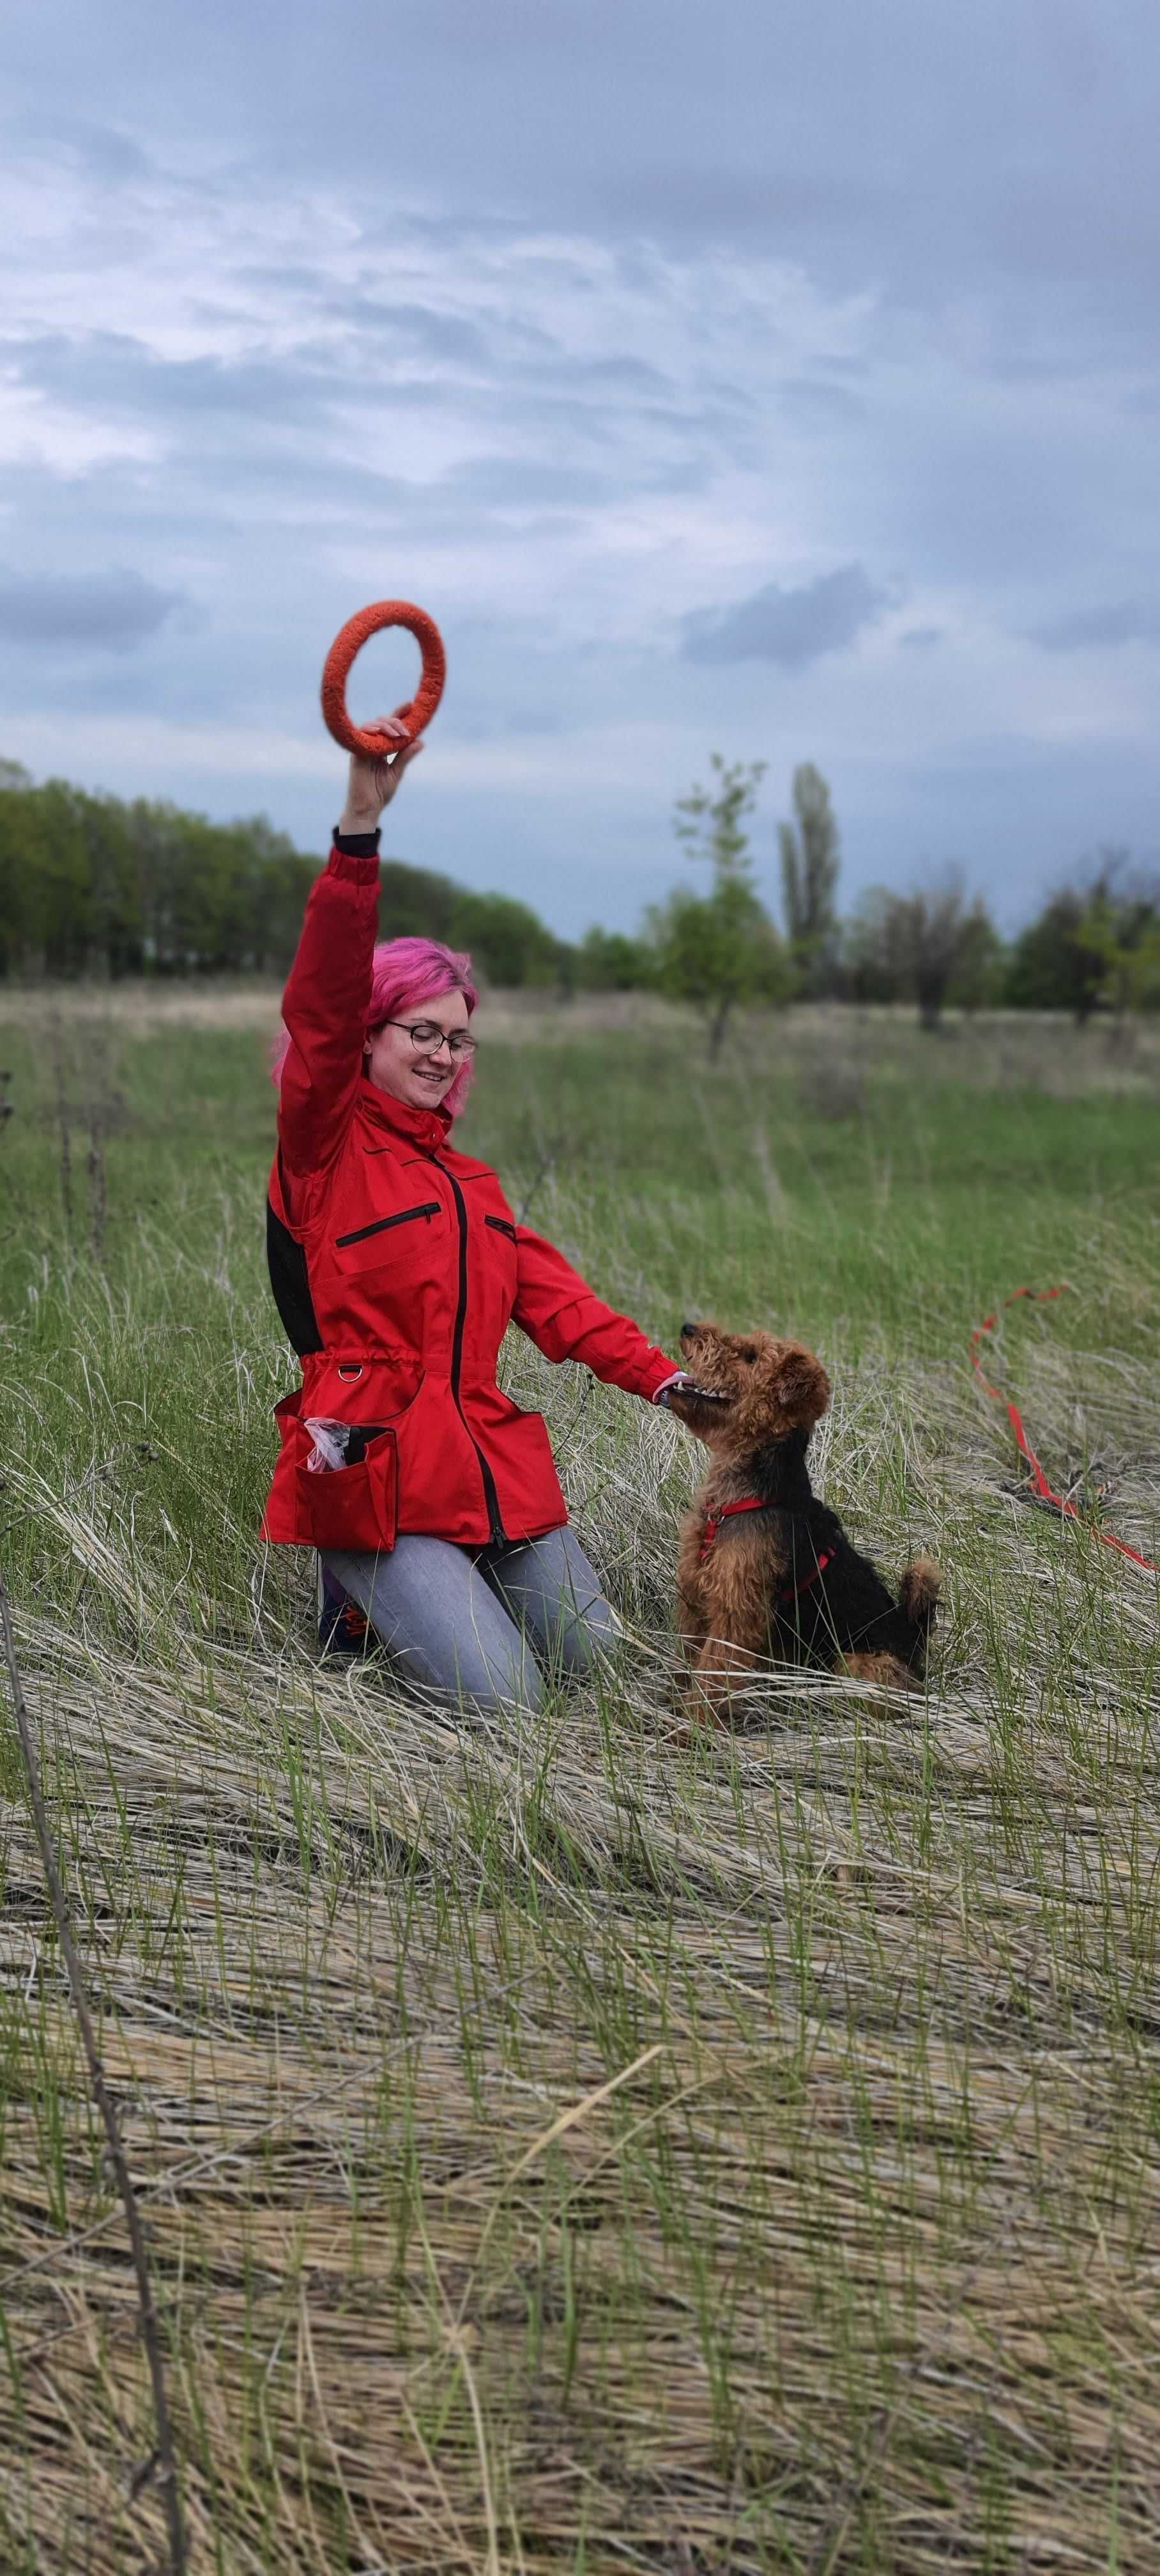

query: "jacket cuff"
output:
326 837 381 885
642 1354 685 1402
332 824 382 857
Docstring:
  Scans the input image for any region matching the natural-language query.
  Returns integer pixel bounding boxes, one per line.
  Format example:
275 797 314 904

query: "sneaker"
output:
317 1565 370 1657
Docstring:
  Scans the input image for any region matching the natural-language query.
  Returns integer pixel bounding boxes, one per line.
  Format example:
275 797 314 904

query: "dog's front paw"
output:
678 1685 733 1735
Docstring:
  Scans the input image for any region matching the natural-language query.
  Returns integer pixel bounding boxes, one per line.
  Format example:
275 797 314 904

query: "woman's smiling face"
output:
364 989 473 1112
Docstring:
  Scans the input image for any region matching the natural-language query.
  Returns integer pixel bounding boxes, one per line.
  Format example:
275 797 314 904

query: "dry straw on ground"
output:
1 1321 1157 2572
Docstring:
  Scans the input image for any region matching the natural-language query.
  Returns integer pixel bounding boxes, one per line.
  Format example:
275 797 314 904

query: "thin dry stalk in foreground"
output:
0 1574 187 2576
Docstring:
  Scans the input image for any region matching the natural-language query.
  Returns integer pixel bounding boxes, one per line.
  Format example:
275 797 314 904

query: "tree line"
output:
646 756 1159 1052
0 760 561 989
1 754 1157 1043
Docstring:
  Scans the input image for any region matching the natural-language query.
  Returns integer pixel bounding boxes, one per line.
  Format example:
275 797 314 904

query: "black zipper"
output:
433 1158 505 1545
485 1213 518 1244
335 1199 440 1250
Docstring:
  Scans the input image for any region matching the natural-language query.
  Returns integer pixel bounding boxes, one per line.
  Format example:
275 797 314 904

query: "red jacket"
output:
261 844 679 1551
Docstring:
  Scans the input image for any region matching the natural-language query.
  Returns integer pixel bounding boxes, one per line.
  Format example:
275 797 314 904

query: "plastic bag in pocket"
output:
305 1418 351 1473
294 1423 397 1552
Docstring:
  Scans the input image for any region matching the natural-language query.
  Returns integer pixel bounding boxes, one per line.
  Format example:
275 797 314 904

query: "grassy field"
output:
0 988 1157 2573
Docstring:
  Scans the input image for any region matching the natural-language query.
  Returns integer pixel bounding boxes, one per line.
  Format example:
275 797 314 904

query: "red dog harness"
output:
698 1499 834 1604
698 1496 768 1560
779 1547 834 1606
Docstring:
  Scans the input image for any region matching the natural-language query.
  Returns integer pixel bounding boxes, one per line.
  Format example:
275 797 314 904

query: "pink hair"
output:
272 935 478 1116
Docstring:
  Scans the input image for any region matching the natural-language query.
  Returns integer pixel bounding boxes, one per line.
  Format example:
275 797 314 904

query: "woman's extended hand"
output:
339 712 424 835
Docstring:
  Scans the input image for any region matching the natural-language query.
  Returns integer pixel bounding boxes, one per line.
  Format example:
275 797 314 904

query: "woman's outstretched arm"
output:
277 716 421 1177
512 1225 681 1400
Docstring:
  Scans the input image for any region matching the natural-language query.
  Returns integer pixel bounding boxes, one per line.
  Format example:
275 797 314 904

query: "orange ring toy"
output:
320 600 446 756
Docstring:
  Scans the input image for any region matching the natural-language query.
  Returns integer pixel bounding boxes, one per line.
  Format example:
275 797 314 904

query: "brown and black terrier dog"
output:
666 1321 941 1721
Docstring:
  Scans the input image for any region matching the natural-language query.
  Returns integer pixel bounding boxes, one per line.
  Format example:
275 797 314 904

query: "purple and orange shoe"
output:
317 1566 371 1658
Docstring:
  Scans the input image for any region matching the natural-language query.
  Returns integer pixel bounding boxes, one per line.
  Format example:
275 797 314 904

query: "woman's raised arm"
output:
277 717 422 1177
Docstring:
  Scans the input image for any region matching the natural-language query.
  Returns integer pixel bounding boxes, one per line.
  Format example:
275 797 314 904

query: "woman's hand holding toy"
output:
323 599 445 836
339 714 424 836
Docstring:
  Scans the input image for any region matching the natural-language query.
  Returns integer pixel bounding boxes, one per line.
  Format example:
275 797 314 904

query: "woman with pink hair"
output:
262 716 687 1713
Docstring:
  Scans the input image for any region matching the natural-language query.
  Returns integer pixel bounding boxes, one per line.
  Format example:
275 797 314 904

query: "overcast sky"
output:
3 0 1157 937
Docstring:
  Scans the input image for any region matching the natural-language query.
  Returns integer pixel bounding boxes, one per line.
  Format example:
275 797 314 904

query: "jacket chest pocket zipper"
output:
484 1215 518 1245
335 1199 441 1250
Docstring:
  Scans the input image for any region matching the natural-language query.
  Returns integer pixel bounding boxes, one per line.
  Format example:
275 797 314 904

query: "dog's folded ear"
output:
776 1347 831 1426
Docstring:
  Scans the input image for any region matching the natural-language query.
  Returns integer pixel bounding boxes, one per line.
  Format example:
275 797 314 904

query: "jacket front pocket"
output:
484 1213 518 1246
295 1426 398 1552
335 1200 441 1250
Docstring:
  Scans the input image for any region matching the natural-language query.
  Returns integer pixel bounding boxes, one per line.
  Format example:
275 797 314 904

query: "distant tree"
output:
843 887 903 1005
245 818 316 976
448 890 563 986
1077 875 1159 1015
76 787 146 976
0 780 45 976
1005 857 1160 1022
574 925 654 990
381 861 566 986
1004 887 1105 1021
379 858 462 945
650 755 788 1057
15 780 94 976
844 875 1000 1029
778 762 841 996
950 904 1004 1014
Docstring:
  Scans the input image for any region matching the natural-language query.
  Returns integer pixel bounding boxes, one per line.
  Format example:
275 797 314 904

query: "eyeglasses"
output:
379 1018 478 1061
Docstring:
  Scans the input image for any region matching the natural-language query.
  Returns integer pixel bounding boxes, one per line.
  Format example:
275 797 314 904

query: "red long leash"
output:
970 1284 1158 1575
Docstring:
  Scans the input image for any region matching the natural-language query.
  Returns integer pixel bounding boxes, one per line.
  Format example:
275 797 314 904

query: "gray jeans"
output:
321 1522 618 1714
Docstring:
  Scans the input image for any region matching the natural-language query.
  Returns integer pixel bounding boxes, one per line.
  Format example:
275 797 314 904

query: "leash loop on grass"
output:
321 599 446 756
970 1283 1158 1574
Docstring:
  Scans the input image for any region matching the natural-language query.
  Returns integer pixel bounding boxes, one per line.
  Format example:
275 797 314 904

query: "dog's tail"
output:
899 1554 941 1634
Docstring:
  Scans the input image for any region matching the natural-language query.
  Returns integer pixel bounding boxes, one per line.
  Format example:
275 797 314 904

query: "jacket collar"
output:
358 1078 453 1154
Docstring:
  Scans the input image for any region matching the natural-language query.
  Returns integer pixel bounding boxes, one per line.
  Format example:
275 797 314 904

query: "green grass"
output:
0 988 1157 2572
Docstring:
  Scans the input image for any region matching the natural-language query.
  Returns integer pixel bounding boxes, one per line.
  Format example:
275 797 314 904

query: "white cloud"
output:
0 374 158 473
1 55 1157 929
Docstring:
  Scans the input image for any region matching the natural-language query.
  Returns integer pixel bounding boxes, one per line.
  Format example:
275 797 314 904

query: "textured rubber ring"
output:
320 601 446 755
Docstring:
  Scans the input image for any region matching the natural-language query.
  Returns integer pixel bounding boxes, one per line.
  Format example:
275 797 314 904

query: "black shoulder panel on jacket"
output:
266 1198 323 1355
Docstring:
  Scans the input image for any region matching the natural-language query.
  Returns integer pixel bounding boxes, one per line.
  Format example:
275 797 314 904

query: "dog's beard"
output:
676 1337 733 1411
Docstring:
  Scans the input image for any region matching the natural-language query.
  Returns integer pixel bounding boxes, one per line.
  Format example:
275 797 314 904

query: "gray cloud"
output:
1030 600 1160 652
680 564 888 668
339 300 492 365
8 4 1160 342
12 115 155 185
6 318 696 492
778 376 867 429
568 356 673 394
3 6 1159 936
0 569 182 652
11 330 344 428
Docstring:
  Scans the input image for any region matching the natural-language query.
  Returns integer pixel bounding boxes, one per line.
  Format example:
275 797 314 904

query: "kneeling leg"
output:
323 1537 544 1714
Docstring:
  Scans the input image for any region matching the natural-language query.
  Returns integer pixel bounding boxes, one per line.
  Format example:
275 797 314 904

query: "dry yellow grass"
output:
0 999 1157 2570
1 1329 1157 2572
4 984 1159 1114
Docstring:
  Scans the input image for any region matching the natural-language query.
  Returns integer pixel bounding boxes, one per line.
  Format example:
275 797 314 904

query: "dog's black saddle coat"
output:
743 1431 929 1672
